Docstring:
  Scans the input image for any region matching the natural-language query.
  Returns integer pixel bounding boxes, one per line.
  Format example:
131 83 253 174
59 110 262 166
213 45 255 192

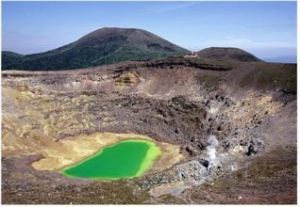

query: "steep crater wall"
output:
1 60 296 203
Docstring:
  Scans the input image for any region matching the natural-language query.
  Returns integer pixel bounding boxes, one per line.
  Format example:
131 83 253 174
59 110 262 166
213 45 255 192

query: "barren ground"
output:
1 58 297 204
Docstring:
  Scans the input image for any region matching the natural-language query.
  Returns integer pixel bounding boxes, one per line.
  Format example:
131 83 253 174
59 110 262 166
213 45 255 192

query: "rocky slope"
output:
2 57 296 204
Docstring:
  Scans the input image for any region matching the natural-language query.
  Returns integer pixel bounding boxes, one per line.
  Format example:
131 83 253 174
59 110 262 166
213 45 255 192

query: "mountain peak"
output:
198 47 261 62
2 27 189 70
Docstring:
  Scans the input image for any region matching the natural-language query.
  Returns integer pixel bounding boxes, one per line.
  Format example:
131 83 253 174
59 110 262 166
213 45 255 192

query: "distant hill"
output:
263 55 297 64
2 27 189 70
197 47 261 62
2 52 24 68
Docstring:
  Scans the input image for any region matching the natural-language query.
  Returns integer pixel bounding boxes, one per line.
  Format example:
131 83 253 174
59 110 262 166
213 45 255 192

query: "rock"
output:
230 145 247 156
175 160 208 182
239 140 248 146
185 145 198 156
199 159 210 168
217 125 223 131
224 141 230 150
207 135 219 147
224 98 234 107
247 144 257 156
197 142 205 150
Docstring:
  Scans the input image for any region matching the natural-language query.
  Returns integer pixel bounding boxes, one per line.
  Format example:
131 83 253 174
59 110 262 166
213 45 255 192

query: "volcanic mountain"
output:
2 27 189 70
197 47 261 62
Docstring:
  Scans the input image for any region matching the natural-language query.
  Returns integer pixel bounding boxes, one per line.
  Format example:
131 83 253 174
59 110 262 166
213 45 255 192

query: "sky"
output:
2 1 297 62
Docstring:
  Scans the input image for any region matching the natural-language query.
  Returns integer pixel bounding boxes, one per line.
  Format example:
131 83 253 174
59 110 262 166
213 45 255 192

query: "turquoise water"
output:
62 139 161 180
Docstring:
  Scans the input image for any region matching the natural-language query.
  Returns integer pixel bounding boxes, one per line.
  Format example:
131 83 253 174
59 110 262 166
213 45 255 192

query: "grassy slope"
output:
197 47 262 62
2 28 189 70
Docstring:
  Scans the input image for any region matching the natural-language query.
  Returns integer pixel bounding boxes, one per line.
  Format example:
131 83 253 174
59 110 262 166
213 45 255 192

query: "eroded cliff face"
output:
2 59 297 204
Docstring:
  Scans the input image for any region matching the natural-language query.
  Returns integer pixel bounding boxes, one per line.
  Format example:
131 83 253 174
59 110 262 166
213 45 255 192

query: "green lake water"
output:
62 139 161 180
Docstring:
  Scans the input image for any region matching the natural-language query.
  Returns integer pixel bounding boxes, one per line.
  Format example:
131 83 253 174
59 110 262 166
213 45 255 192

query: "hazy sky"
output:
2 1 297 62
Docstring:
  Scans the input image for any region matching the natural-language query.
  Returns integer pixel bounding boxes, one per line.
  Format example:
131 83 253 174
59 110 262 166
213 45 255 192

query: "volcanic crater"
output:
2 55 296 204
